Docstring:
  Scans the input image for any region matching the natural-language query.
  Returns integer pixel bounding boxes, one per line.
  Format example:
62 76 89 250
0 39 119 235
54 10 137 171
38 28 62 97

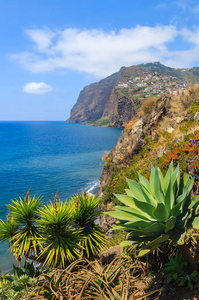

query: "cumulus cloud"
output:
23 82 53 94
11 25 199 77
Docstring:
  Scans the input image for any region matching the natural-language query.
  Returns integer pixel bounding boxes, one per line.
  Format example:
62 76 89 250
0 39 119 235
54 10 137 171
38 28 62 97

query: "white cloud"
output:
181 27 199 45
11 25 199 77
23 82 53 94
25 28 55 52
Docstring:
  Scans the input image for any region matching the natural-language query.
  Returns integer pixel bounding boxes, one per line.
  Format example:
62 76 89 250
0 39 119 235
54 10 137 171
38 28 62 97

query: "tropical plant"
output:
106 162 199 273
38 198 81 268
0 191 106 269
163 254 198 290
70 192 107 258
0 260 38 300
0 193 43 263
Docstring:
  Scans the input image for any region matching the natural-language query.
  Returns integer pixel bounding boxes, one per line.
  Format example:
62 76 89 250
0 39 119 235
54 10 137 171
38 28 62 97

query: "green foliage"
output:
38 200 81 268
164 254 198 290
0 192 106 269
105 155 113 168
105 162 199 257
0 195 43 262
163 253 187 280
70 192 107 258
91 118 109 126
0 260 38 300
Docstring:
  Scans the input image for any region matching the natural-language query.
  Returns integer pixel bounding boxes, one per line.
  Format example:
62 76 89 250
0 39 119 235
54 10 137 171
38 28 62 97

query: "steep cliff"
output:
99 85 199 232
67 70 122 124
67 62 199 128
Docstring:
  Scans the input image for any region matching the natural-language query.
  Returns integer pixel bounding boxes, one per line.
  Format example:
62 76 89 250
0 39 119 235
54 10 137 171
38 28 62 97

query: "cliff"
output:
67 62 199 128
67 69 122 124
99 85 199 232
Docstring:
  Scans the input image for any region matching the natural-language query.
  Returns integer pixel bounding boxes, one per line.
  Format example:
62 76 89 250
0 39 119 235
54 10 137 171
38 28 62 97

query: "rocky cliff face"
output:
67 70 122 124
67 62 199 128
99 85 199 232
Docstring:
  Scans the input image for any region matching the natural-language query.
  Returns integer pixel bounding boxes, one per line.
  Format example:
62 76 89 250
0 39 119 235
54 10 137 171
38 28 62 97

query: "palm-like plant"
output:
0 214 18 246
38 199 81 268
106 162 199 273
0 194 43 263
70 192 107 258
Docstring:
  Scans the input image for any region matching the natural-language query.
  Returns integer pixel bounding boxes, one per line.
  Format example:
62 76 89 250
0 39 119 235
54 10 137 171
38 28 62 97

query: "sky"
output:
1 0 199 121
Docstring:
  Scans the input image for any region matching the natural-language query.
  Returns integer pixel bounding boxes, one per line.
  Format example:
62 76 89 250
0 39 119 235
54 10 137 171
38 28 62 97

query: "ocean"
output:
0 121 122 273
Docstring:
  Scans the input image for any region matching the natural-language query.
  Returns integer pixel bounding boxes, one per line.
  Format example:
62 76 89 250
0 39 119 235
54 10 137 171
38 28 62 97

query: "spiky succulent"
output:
0 195 43 261
70 192 107 258
38 200 81 268
106 162 199 256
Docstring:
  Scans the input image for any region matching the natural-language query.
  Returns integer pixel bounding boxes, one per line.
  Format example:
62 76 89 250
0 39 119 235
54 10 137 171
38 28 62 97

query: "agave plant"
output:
70 192 107 258
106 162 199 273
0 194 43 263
37 199 81 268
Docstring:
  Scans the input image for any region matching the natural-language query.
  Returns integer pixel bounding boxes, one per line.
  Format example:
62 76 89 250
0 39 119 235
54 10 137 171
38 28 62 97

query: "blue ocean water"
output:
0 121 122 273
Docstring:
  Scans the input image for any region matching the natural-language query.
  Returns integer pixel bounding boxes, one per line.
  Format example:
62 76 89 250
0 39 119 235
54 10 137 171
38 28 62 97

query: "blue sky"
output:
1 0 199 121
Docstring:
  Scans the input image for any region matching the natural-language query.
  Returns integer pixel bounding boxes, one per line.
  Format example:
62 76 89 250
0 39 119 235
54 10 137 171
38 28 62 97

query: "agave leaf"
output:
133 198 156 216
105 210 148 222
112 219 155 230
170 163 179 190
192 216 199 230
183 177 195 196
171 198 185 217
188 194 199 210
125 189 135 197
138 233 170 257
180 191 192 218
150 166 164 203
119 240 135 247
140 185 157 206
126 179 146 202
164 179 172 213
183 169 190 186
152 203 169 222
113 194 137 208
172 228 186 245
113 206 153 220
175 211 190 229
123 223 165 237
126 220 154 227
137 222 165 233
176 193 187 204
138 248 151 257
138 173 151 192
157 167 164 193
164 161 173 193
146 233 170 248
165 216 176 233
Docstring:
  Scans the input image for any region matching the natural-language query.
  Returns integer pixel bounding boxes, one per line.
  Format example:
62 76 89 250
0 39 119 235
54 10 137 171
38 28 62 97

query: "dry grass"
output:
178 84 199 109
124 118 139 132
138 96 157 117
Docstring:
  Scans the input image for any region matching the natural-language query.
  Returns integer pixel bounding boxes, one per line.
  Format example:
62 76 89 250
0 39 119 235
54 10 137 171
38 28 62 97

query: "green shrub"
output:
106 162 199 273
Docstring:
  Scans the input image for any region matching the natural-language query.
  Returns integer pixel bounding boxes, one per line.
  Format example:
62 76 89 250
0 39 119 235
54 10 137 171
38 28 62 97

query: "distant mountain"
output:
67 62 199 128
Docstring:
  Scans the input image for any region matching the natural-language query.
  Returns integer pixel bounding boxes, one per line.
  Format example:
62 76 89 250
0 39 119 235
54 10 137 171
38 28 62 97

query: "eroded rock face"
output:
67 70 121 124
194 110 199 122
100 95 174 194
